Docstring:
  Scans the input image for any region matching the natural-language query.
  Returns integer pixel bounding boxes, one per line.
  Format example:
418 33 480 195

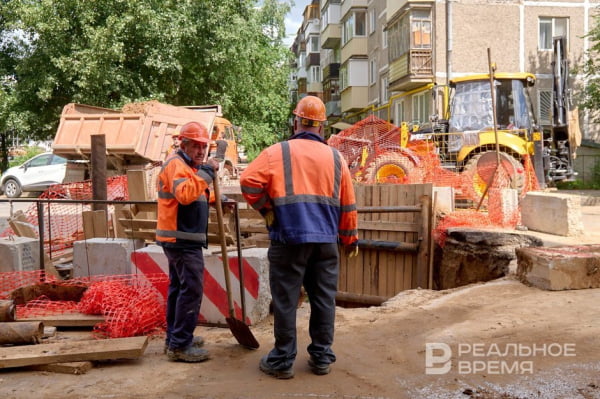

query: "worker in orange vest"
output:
156 121 218 363
240 96 359 378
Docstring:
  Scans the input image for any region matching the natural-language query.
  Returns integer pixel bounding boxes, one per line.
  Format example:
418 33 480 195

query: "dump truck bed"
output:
52 101 217 166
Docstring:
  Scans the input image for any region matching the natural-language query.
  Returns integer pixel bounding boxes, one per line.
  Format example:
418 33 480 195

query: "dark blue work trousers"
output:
265 241 339 370
163 247 205 350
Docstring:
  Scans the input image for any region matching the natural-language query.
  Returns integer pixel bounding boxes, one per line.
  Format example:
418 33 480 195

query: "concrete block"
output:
489 188 519 227
517 244 600 290
520 192 584 236
72 238 145 277
130 244 270 325
433 187 455 214
0 236 40 272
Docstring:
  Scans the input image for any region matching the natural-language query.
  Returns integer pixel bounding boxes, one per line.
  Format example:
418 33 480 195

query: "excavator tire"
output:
462 151 525 204
362 152 416 184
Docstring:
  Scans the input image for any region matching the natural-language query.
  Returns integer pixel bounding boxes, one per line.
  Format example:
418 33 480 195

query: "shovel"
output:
212 173 260 349
234 202 248 321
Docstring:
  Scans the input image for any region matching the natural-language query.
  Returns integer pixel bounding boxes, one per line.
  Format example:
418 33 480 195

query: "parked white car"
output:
0 152 67 198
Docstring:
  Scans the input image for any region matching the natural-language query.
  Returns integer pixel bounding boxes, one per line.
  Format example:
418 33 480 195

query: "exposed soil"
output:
1 197 599 399
0 276 599 399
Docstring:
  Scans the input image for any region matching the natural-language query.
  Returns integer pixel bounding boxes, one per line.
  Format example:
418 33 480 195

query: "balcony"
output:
307 52 320 67
307 81 323 94
322 23 341 49
341 85 368 113
298 78 307 96
326 100 341 117
341 37 367 64
323 63 340 79
388 49 434 91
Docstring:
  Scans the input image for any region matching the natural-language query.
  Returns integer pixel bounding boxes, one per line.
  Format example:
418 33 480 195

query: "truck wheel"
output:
363 152 416 184
462 151 524 203
4 178 22 198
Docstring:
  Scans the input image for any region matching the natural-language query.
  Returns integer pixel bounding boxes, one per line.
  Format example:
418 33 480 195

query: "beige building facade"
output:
291 0 599 146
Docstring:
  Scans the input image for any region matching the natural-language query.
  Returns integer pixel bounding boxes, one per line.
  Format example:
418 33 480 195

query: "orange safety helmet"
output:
178 121 210 144
293 96 327 123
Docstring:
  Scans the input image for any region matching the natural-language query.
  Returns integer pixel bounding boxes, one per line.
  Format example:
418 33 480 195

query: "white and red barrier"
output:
131 245 270 326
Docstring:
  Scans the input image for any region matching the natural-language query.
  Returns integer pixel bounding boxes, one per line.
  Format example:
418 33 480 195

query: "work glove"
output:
262 209 275 228
346 242 359 258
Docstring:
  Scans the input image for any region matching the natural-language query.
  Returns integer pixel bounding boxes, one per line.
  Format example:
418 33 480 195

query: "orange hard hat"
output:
293 96 327 122
178 121 210 144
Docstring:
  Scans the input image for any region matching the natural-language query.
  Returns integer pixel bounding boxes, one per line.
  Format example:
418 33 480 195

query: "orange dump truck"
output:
52 101 218 176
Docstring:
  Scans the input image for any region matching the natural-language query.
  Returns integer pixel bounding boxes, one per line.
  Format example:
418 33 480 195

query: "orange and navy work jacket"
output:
156 150 214 249
240 132 358 246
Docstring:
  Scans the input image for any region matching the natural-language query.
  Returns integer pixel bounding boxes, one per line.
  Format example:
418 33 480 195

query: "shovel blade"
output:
226 317 260 349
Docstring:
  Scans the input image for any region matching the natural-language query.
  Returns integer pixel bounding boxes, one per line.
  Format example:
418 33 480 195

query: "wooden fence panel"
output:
338 183 433 306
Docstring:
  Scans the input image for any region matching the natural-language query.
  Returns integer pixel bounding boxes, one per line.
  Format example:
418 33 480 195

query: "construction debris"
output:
0 321 44 345
0 336 148 369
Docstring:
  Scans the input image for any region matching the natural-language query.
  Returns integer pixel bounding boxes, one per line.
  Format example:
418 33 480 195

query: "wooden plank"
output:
126 170 149 201
237 208 262 219
18 313 105 327
392 185 404 293
118 218 157 230
112 204 127 238
9 220 37 238
377 184 398 297
124 230 156 241
0 336 148 369
358 220 420 233
417 192 432 289
82 210 107 239
27 361 93 375
133 203 157 214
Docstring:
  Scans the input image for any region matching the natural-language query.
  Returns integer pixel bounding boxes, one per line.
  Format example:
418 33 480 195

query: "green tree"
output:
0 0 292 158
579 16 600 123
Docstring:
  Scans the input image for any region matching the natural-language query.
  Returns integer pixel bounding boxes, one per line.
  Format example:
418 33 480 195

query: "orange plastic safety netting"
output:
1 270 167 338
328 115 541 242
0 175 129 259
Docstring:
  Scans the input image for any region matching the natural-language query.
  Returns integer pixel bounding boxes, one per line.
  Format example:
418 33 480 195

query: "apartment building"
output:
291 0 598 153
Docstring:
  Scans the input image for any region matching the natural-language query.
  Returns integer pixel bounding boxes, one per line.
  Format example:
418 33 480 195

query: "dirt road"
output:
0 192 599 398
1 278 599 399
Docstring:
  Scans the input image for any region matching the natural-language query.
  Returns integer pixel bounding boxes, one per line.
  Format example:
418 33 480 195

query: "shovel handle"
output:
212 173 235 318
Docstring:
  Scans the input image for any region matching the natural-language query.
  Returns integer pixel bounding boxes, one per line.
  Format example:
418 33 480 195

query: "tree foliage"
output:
579 15 600 123
0 0 293 157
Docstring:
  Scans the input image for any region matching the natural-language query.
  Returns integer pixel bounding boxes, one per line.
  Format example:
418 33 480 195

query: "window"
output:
299 53 305 68
412 10 432 49
309 66 321 83
395 100 406 125
539 17 568 50
412 92 430 123
340 65 348 91
309 35 320 53
382 27 388 49
369 60 377 85
321 8 328 32
369 9 376 35
538 90 553 125
381 77 389 103
342 10 367 45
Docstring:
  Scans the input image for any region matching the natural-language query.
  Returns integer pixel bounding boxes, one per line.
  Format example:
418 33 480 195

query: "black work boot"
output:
259 356 294 379
308 357 331 375
167 345 210 363
164 336 204 354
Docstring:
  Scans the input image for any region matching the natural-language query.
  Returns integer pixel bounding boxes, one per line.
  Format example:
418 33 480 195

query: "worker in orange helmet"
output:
156 121 219 363
240 95 359 379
